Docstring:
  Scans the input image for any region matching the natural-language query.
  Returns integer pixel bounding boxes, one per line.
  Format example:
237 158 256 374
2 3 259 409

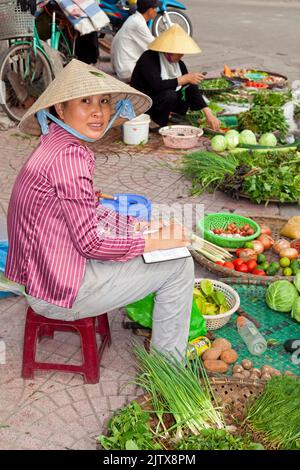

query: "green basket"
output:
198 213 261 248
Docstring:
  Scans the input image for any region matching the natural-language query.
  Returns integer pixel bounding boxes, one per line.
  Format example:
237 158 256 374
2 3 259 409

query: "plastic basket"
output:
159 125 204 149
195 278 240 330
0 1 34 40
198 213 261 248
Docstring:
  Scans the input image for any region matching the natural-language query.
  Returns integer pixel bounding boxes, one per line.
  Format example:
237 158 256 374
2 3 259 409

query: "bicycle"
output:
0 0 75 122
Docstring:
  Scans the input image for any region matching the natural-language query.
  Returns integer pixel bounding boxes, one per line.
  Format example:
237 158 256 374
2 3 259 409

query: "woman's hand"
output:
178 72 206 86
143 223 191 253
203 107 221 131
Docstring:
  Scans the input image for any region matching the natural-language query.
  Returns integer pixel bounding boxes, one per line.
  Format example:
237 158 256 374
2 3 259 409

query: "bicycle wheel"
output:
0 43 53 122
152 9 193 37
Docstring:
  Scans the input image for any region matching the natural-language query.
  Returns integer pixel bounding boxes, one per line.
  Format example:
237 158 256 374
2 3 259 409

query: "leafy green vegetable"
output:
258 132 277 146
291 297 300 323
176 428 264 450
199 78 232 90
252 90 292 107
97 401 162 450
245 375 300 449
293 271 300 292
238 105 289 138
265 280 298 312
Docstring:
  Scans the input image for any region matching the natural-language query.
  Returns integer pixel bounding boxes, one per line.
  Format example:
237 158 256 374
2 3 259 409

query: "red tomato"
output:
215 261 224 266
252 269 266 276
236 249 243 257
246 260 257 272
233 258 245 268
236 263 249 273
223 261 235 270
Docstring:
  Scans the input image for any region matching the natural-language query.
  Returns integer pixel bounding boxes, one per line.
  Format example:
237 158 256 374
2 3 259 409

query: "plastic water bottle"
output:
236 316 267 356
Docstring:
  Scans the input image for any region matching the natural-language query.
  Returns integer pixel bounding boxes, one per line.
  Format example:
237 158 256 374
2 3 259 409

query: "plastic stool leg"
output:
22 321 38 379
80 322 100 384
97 313 111 346
38 325 55 341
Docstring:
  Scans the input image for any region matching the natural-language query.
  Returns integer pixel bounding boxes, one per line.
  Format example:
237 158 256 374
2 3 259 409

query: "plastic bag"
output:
125 293 207 341
280 216 300 239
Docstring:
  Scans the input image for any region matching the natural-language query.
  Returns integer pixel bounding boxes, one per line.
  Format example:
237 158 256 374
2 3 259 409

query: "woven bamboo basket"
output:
134 375 266 426
192 215 295 283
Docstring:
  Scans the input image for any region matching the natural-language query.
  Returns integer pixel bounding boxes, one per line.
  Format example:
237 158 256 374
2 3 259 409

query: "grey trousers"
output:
27 256 195 360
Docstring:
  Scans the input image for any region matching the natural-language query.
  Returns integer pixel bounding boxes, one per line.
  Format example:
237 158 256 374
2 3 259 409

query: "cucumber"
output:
230 146 297 155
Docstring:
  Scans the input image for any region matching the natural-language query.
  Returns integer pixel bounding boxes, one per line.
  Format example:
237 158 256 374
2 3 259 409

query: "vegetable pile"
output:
202 337 238 374
182 148 300 204
244 375 300 449
212 222 255 238
199 77 233 90
193 280 230 316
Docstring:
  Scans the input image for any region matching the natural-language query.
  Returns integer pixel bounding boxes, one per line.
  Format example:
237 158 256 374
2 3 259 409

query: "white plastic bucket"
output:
123 114 150 145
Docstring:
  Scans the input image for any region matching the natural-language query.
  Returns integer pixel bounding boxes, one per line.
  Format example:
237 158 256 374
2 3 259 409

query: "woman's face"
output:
55 94 112 140
168 53 184 63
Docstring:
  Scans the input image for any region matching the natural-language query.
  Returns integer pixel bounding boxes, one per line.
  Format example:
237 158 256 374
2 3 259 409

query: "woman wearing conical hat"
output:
5 59 194 362
131 24 221 131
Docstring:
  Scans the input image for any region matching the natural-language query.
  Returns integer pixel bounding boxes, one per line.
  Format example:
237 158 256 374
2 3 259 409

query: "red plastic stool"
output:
22 307 111 384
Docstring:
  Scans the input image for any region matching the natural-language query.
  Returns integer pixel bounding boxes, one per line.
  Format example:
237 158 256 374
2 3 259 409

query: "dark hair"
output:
137 0 160 14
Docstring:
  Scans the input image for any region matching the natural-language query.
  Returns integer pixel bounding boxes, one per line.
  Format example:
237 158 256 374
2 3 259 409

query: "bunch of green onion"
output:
133 345 225 440
182 151 238 195
189 233 232 263
244 375 300 449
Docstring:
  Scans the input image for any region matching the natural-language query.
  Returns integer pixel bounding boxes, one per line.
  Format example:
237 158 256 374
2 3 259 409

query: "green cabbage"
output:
266 280 298 312
239 129 257 145
259 133 277 147
225 132 239 149
211 135 227 152
291 297 300 322
293 271 300 292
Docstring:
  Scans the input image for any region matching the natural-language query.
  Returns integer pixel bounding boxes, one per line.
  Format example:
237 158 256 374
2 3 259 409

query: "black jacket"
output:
131 50 188 97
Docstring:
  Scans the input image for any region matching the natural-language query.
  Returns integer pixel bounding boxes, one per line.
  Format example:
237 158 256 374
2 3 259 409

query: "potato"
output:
220 349 238 365
242 370 251 378
212 338 231 352
261 365 274 375
203 359 229 373
202 348 222 361
232 364 243 374
269 368 281 376
241 359 252 370
261 373 272 381
249 372 261 381
251 368 262 378
232 372 244 379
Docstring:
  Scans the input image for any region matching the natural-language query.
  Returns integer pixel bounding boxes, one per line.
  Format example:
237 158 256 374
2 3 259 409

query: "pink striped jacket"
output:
5 124 145 308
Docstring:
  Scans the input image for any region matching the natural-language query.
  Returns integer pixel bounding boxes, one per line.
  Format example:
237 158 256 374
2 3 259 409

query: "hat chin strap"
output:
36 99 136 142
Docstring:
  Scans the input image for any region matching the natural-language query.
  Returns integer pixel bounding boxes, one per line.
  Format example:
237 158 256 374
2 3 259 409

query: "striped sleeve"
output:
51 144 145 261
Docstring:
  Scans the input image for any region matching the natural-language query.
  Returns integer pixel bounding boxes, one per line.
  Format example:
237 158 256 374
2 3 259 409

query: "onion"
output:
252 240 264 254
273 239 291 254
259 224 271 236
279 247 299 260
257 234 274 250
238 249 257 261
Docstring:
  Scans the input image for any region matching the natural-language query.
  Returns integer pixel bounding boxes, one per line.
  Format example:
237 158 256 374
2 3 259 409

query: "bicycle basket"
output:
0 0 34 40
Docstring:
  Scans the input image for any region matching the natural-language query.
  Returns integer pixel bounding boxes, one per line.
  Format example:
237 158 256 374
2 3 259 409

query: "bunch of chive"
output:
244 375 300 449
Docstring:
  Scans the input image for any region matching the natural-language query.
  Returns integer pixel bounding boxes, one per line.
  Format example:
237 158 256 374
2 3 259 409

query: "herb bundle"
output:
244 375 300 449
181 149 300 204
